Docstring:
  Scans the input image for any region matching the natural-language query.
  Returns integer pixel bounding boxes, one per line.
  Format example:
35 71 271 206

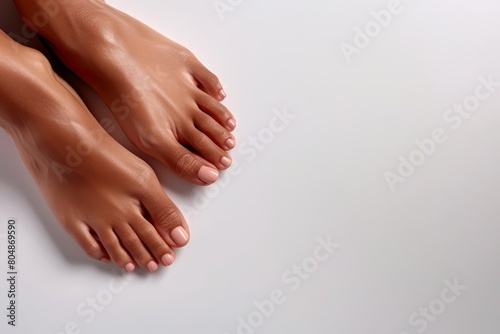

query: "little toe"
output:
197 93 236 131
191 60 226 101
68 223 109 262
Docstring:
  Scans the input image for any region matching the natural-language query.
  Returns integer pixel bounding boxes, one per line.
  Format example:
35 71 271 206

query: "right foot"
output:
0 32 189 272
15 0 237 186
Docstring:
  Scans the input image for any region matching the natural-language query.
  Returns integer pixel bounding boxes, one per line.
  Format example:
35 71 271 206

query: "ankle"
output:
14 0 108 43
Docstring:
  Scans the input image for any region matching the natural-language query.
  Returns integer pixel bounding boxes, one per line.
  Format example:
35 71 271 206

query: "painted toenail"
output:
225 138 236 149
219 89 226 100
221 156 232 168
171 226 189 246
147 261 158 272
162 254 175 266
198 166 219 184
125 263 135 272
227 118 236 130
100 258 110 264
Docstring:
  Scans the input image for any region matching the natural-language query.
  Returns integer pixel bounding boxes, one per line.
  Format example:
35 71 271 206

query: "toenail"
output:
225 138 236 149
124 263 135 272
227 118 236 130
147 261 158 272
198 166 219 184
100 258 110 264
171 226 190 246
219 89 226 101
162 254 175 266
221 156 232 168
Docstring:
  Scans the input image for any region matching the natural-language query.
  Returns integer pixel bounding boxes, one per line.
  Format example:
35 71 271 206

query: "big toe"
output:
143 186 191 248
138 131 220 185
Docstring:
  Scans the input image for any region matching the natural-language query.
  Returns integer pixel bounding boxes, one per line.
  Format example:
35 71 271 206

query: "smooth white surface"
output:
1 0 500 333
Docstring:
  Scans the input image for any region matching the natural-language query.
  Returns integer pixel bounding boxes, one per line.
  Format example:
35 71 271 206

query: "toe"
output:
195 113 236 152
154 207 190 248
67 222 109 262
197 93 236 131
191 60 226 101
139 131 219 185
114 224 158 272
142 187 190 249
185 127 233 170
98 230 136 272
130 218 176 267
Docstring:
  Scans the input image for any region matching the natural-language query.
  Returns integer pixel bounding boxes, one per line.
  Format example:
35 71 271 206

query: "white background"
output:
1 0 500 333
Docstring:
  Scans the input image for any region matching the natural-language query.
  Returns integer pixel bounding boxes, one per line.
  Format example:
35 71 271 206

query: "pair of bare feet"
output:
0 0 236 272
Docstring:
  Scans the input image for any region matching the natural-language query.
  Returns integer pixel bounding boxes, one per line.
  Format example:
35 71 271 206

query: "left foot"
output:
15 0 237 186
0 32 190 271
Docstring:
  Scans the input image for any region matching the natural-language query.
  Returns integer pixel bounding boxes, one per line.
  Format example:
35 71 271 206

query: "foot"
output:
15 0 237 185
0 31 189 272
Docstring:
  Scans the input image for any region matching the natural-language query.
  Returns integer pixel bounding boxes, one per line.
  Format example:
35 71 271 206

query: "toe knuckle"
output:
206 124 226 140
192 133 209 148
113 255 130 267
214 127 228 139
220 105 232 117
209 74 220 85
29 52 52 73
136 132 162 153
174 152 198 175
59 217 81 232
155 206 183 231
82 244 101 259
121 234 139 249
178 49 194 62
197 114 213 128
213 101 227 115
150 240 167 254
134 165 158 194
137 223 155 236
135 252 152 264
59 220 71 232
212 101 224 113
100 238 113 250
